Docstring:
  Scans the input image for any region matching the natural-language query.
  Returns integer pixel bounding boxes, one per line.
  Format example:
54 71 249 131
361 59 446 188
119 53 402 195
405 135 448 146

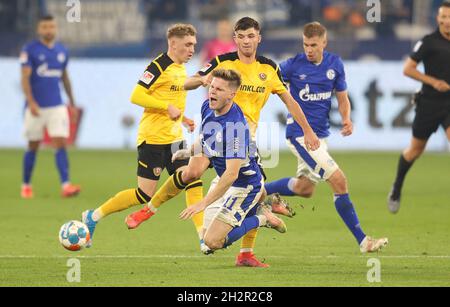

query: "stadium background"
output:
0 0 449 287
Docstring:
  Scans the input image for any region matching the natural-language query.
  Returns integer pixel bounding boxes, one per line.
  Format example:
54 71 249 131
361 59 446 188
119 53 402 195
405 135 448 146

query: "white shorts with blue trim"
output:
286 136 339 184
24 105 69 141
204 176 264 228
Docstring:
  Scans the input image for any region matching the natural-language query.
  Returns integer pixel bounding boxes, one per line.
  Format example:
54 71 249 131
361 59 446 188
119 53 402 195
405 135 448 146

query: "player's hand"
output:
182 116 196 132
28 100 40 116
304 129 320 151
201 74 212 87
179 202 206 220
172 148 191 162
168 104 182 121
68 104 80 123
432 79 450 92
341 119 353 136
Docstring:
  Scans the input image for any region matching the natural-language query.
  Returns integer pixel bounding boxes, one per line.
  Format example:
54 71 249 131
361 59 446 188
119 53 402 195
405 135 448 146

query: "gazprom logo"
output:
37 63 63 78
299 84 332 102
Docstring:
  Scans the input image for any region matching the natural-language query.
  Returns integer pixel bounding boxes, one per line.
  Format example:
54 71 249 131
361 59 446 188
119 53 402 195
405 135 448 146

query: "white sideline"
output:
0 255 450 259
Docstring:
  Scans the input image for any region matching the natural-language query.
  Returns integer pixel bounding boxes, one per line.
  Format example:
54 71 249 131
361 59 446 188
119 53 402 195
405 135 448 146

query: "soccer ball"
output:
59 220 90 251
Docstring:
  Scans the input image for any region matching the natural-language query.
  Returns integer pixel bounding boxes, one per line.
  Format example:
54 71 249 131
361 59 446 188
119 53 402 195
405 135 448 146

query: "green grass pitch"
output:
0 149 449 286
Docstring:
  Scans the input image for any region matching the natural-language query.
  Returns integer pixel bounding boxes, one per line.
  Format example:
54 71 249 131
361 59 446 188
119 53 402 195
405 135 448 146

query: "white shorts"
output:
203 176 263 228
24 105 70 141
286 136 339 184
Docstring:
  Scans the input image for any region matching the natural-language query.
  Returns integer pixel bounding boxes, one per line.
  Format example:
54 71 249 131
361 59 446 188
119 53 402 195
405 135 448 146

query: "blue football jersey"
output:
200 100 262 188
281 51 347 138
20 40 69 108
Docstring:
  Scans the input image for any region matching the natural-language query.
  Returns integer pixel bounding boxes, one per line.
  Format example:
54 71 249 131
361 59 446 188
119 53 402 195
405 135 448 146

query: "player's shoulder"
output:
421 29 440 42
216 51 239 63
54 41 69 52
256 54 279 70
148 53 175 72
229 102 246 121
22 40 40 52
143 53 175 77
324 51 343 63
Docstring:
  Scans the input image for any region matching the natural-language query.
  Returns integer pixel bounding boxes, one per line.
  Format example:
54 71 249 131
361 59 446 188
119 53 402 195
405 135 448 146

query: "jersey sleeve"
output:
270 64 288 95
198 56 220 76
279 57 295 82
334 57 347 92
200 100 210 121
410 36 429 63
19 45 32 67
137 61 164 90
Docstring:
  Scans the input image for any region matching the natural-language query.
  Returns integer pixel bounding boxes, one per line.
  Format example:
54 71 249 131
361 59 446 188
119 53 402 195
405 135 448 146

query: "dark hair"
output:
440 0 450 8
303 22 327 38
234 17 260 32
212 69 242 89
38 15 55 22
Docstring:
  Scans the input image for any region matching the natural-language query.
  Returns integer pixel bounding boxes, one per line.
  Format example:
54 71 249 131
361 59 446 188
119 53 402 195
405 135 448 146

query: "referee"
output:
388 1 450 213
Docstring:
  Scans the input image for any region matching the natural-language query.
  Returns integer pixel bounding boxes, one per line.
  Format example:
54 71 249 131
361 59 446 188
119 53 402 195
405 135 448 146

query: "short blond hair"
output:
212 69 242 89
303 22 327 38
167 24 197 39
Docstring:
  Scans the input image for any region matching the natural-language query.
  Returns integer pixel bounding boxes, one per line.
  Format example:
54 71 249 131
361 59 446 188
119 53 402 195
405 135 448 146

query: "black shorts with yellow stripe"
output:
137 141 189 180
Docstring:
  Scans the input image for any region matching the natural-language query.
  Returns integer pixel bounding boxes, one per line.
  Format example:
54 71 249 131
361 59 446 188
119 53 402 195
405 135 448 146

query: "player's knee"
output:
328 170 347 194
181 168 201 183
204 237 224 250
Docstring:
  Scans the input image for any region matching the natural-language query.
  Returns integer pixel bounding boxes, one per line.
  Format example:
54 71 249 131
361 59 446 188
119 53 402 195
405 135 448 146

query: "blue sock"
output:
265 177 296 196
55 148 69 184
223 216 260 248
334 194 366 244
23 150 37 184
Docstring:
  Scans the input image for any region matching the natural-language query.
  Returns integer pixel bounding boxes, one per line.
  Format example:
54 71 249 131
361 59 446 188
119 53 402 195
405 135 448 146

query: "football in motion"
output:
59 220 90 251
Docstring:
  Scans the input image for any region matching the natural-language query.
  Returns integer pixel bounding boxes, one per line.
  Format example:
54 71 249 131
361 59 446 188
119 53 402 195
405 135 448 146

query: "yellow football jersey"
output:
135 53 187 145
199 52 287 138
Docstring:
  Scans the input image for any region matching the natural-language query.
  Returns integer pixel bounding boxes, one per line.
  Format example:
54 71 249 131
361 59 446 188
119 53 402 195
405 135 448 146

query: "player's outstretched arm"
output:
184 73 212 90
278 91 320 151
335 90 353 137
180 159 241 220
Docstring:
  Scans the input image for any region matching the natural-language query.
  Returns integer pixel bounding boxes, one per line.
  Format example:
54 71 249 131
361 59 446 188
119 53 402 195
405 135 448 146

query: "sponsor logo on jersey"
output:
170 85 183 91
326 69 335 80
239 84 266 93
299 84 332 102
39 54 45 61
36 63 63 78
140 71 154 85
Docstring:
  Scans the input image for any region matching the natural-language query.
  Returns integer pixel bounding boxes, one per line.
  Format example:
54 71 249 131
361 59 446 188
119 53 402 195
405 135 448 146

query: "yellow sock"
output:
241 228 258 252
185 180 204 236
151 171 186 208
98 188 150 218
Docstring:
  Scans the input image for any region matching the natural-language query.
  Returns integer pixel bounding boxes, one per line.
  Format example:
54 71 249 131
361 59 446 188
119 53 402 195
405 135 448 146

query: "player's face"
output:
234 28 261 57
437 7 450 37
303 35 327 63
171 35 197 63
208 78 236 111
37 20 57 42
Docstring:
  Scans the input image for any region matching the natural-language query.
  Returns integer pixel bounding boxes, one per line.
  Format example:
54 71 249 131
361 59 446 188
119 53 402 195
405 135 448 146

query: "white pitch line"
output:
0 255 450 259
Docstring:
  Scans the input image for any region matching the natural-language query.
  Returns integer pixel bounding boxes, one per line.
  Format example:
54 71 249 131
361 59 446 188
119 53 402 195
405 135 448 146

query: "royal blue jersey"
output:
281 51 347 138
200 100 262 188
20 40 69 108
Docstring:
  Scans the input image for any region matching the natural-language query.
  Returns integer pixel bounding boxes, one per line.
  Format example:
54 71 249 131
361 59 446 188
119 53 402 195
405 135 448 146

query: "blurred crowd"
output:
0 0 446 59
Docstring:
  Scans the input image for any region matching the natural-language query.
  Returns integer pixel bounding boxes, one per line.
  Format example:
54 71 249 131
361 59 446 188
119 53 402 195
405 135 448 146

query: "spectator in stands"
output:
200 18 236 64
